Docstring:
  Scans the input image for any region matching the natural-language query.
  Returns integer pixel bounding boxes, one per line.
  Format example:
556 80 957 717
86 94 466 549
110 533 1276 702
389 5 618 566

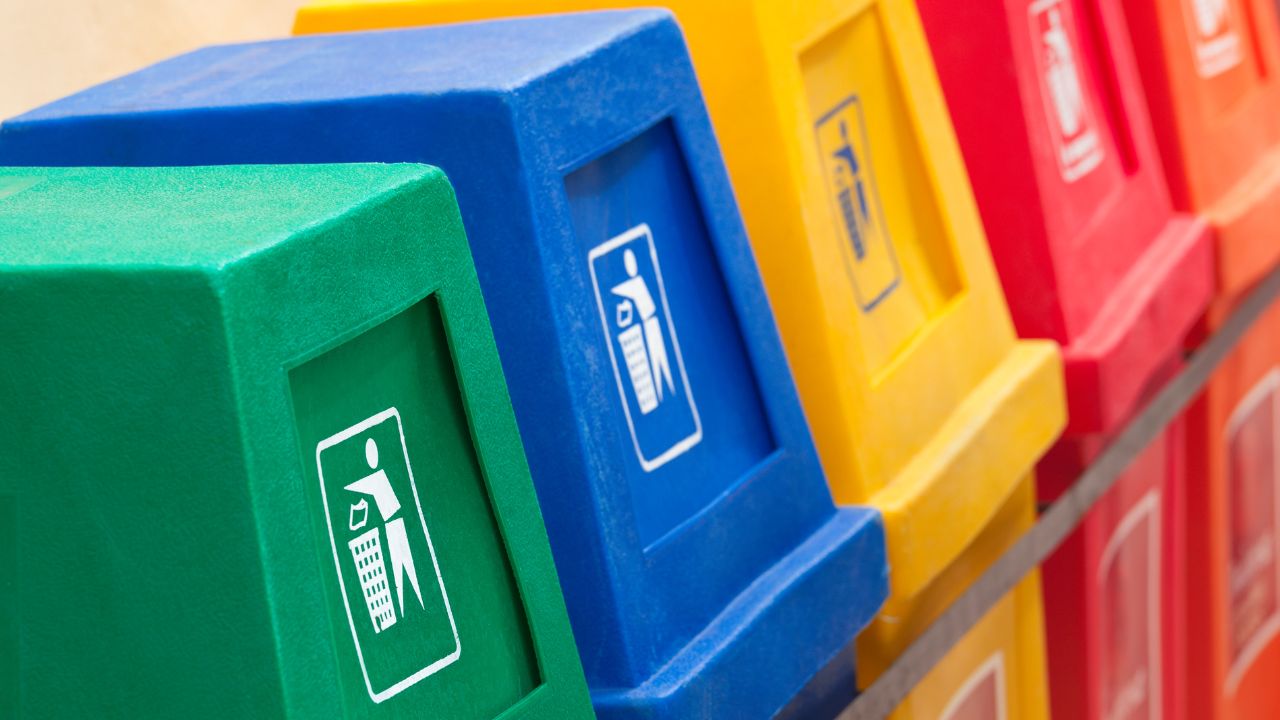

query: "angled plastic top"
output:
0 164 591 719
289 0 1064 610
1122 0 1280 312
0 13 889 718
915 0 1213 439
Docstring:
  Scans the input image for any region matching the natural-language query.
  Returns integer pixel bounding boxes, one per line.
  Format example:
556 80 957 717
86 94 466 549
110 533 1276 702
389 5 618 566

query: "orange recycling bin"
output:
1184 299 1280 720
296 1 1067 717
1122 0 1280 318
1121 1 1280 716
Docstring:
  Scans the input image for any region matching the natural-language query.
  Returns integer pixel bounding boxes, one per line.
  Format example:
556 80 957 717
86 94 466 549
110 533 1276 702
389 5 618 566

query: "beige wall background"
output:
0 1 302 119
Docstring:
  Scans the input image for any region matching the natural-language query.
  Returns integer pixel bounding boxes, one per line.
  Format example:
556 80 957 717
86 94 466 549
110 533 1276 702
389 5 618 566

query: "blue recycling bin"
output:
0 11 889 718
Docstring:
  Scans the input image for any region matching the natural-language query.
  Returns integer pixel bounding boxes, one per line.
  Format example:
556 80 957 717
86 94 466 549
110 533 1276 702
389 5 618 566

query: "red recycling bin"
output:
916 1 1214 719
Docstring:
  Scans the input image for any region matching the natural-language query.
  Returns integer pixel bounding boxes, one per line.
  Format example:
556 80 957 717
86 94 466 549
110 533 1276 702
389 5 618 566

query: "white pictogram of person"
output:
612 248 674 415
347 437 424 620
1043 7 1086 140
1193 0 1229 39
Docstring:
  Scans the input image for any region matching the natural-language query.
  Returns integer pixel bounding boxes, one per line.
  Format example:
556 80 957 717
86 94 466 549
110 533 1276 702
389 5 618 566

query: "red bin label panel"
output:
1097 491 1162 720
1028 0 1105 182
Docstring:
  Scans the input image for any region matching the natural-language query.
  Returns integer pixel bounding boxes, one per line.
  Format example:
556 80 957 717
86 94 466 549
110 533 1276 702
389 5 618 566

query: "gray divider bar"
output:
838 262 1280 720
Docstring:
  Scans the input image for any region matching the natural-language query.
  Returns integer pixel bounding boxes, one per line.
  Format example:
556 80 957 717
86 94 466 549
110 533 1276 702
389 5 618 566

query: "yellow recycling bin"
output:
297 1 1066 716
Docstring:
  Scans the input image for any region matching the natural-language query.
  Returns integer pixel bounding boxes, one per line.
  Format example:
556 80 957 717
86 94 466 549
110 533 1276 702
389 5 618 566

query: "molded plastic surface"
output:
292 0 1065 629
1040 415 1187 720
0 14 890 719
0 165 592 719
916 0 1214 437
857 478 1050 719
1121 0 1280 315
1184 300 1280 720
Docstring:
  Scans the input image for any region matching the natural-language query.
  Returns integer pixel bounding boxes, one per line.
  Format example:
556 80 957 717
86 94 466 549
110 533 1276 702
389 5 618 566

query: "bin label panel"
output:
317 407 460 702
800 7 963 375
589 223 701 471
566 121 776 547
292 299 540 715
1097 491 1161 720
1225 369 1280 691
1181 0 1243 77
814 95 902 311
1028 0 1105 182
939 652 1007 720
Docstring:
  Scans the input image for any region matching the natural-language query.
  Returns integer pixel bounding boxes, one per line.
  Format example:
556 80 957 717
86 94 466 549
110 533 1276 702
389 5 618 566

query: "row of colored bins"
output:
292 0 1280 717
0 12 891 719
6 0 1279 717
298 0 1069 717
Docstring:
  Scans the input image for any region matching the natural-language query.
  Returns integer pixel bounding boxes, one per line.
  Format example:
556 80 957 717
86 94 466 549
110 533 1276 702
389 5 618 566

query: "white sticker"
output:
1183 0 1244 77
317 407 460 703
1225 369 1280 693
588 223 702 471
939 652 1008 720
1096 491 1162 720
1030 0 1105 182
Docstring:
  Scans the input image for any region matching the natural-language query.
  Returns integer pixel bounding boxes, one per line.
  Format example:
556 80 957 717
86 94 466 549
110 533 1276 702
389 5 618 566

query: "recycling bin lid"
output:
917 0 1214 441
0 163 591 719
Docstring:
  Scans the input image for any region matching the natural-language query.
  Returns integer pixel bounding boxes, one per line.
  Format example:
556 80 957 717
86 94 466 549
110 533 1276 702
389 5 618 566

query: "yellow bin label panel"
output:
802 8 962 375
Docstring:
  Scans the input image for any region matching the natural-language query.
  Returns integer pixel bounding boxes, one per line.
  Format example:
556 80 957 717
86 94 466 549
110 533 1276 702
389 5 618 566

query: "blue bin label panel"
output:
814 95 901 312
566 120 776 547
589 223 702 471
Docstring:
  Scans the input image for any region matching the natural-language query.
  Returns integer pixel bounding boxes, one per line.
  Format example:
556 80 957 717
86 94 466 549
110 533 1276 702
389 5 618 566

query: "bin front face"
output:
858 478 1050 720
916 0 1214 435
1186 301 1280 719
301 0 1067 613
0 15 890 717
0 165 591 719
1121 0 1280 301
1041 420 1186 720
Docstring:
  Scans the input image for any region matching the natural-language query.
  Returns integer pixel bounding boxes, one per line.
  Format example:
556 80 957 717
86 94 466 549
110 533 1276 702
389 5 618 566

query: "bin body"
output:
1183 300 1280 720
0 13 890 718
1039 418 1186 720
914 2 1215 719
1121 0 1280 319
0 164 592 719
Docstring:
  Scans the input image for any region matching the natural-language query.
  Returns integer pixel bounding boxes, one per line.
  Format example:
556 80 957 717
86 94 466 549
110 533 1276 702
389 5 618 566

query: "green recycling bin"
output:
0 164 592 719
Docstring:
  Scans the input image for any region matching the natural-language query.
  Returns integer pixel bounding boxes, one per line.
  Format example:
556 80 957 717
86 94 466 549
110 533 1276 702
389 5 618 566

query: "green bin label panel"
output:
317 407 460 701
291 297 540 716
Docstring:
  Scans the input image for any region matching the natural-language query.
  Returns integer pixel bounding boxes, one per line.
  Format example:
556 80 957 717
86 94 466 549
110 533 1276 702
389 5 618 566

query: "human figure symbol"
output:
1043 7 1085 139
346 437 425 632
832 120 871 260
612 248 674 415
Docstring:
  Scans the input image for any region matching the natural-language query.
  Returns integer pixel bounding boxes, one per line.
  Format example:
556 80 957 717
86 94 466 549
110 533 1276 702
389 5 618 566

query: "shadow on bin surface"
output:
915 1 1217 719
0 164 592 719
0 12 891 718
